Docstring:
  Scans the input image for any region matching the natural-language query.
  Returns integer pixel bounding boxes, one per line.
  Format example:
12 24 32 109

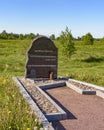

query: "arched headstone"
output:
25 35 58 79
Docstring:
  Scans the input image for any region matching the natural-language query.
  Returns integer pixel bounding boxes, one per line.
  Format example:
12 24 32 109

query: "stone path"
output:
46 87 104 130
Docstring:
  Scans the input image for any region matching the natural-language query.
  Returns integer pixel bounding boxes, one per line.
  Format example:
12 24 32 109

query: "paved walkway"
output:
46 87 104 130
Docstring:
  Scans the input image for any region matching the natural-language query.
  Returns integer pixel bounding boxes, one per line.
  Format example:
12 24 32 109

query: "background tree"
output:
8 33 15 39
0 30 8 39
24 34 30 39
82 33 94 45
50 34 55 40
19 34 24 40
60 26 76 59
29 33 35 39
101 37 104 43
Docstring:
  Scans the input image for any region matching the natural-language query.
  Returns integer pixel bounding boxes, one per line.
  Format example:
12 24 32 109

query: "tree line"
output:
0 30 97 40
0 29 103 42
0 30 56 40
0 30 39 40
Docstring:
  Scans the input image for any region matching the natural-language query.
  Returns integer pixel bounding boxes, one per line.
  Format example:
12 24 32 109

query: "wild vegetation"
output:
0 29 104 129
0 76 42 130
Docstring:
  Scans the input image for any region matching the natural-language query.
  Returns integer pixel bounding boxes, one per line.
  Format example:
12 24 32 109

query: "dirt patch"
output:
46 87 104 130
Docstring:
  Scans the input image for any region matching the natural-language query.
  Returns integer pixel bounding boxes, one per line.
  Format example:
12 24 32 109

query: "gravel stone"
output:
18 77 59 114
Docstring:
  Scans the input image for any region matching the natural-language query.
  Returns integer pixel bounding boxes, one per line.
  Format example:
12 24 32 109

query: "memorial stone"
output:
25 35 58 79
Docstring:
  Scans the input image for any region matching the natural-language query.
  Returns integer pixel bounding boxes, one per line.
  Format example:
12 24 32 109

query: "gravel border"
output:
18 77 67 121
12 77 54 130
67 78 104 98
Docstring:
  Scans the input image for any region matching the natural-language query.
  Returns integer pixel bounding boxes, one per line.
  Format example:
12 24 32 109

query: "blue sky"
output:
0 0 104 38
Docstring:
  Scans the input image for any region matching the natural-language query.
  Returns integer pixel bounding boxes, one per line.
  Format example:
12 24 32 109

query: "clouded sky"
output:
0 0 104 38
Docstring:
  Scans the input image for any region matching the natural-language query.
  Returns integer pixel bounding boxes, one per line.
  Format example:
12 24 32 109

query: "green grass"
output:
0 76 42 130
0 39 104 129
55 40 104 86
0 39 31 76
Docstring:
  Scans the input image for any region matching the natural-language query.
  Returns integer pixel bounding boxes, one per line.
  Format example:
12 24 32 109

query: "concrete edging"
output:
12 77 55 130
37 82 67 121
39 81 66 90
96 90 104 99
66 81 96 95
67 79 104 98
68 78 104 91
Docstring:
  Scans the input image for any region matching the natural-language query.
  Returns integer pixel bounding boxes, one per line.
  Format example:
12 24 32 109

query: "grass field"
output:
0 39 104 86
0 39 104 129
56 40 104 86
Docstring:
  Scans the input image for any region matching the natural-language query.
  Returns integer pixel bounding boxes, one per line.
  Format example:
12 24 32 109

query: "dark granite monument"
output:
25 35 58 79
